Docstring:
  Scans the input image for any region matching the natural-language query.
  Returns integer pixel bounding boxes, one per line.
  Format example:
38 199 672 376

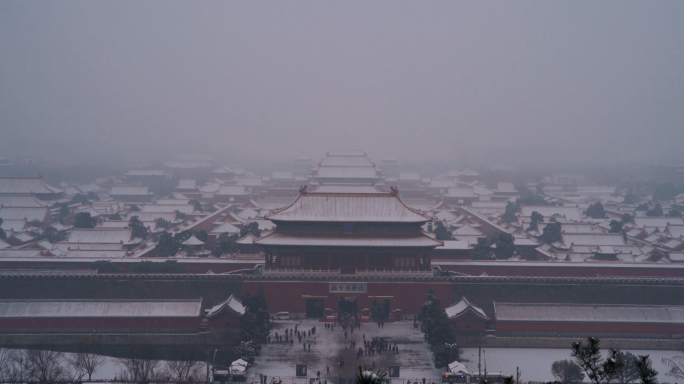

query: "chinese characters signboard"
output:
329 282 367 293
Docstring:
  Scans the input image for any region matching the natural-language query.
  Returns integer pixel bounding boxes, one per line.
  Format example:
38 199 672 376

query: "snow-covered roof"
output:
125 170 165 176
182 235 205 246
314 184 380 194
0 207 48 222
435 241 473 250
445 188 477 198
520 206 581 222
256 231 442 248
0 219 27 232
635 217 684 229
0 177 63 194
156 198 191 205
445 297 489 320
448 361 469 375
110 186 152 196
206 295 245 317
67 228 132 244
494 302 684 324
0 194 49 207
320 156 375 167
237 208 259 220
142 204 195 214
266 192 433 223
76 184 102 193
561 233 625 246
495 182 516 193
210 222 241 235
453 225 483 236
0 299 202 318
317 167 378 179
216 186 248 196
236 233 257 245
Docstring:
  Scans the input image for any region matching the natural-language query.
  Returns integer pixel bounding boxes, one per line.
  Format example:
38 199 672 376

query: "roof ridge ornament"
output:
389 186 399 196
299 185 308 195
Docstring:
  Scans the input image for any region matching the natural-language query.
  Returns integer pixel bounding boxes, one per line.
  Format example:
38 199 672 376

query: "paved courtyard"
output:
252 320 443 383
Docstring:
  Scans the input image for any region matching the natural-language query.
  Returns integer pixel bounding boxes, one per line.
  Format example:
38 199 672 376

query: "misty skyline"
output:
1 1 683 166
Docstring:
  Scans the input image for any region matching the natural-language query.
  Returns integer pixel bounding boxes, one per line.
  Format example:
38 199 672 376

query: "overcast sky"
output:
1 1 683 166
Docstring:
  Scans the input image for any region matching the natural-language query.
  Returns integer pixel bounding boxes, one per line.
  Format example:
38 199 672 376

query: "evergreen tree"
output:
156 218 171 229
623 190 637 205
539 222 562 244
653 183 681 202
527 211 544 231
635 355 658 384
0 217 6 240
646 203 664 217
109 212 122 220
74 212 95 229
239 284 270 353
585 202 607 219
609 220 623 234
621 213 633 224
494 232 515 259
432 221 453 240
636 203 649 211
90 260 122 273
195 230 208 243
502 202 520 223
212 233 239 257
571 337 623 384
240 222 261 238
157 232 180 257
471 238 494 260
419 288 457 368
59 203 70 223
189 199 203 212
128 216 149 239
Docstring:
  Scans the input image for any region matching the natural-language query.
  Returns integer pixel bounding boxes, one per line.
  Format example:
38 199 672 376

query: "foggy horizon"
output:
2 1 684 167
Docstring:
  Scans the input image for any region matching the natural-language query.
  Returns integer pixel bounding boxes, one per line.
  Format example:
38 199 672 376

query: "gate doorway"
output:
306 299 325 319
371 299 390 320
338 297 357 320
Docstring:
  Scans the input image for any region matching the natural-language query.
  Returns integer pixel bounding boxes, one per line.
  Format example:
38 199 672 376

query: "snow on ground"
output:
460 348 684 383
253 320 443 383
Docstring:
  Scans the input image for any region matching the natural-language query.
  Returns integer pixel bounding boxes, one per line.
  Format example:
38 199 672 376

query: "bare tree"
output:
25 349 70 383
165 346 204 384
1 349 29 383
70 343 107 381
661 348 684 380
117 341 162 383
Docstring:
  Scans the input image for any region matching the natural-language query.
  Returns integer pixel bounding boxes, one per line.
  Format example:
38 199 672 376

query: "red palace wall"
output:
496 321 684 334
244 281 452 316
0 259 260 274
437 263 684 278
0 317 200 330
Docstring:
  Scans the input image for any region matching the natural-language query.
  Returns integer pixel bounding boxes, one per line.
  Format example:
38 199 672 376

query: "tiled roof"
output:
266 192 432 223
0 194 49 207
256 230 442 247
67 228 132 244
0 177 63 194
110 186 151 196
0 207 48 222
0 299 202 318
495 302 684 324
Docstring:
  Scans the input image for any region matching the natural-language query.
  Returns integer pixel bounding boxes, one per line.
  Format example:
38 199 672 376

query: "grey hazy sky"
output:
1 1 683 166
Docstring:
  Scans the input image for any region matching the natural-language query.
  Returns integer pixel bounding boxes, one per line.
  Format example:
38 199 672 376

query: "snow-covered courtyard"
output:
253 320 443 383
